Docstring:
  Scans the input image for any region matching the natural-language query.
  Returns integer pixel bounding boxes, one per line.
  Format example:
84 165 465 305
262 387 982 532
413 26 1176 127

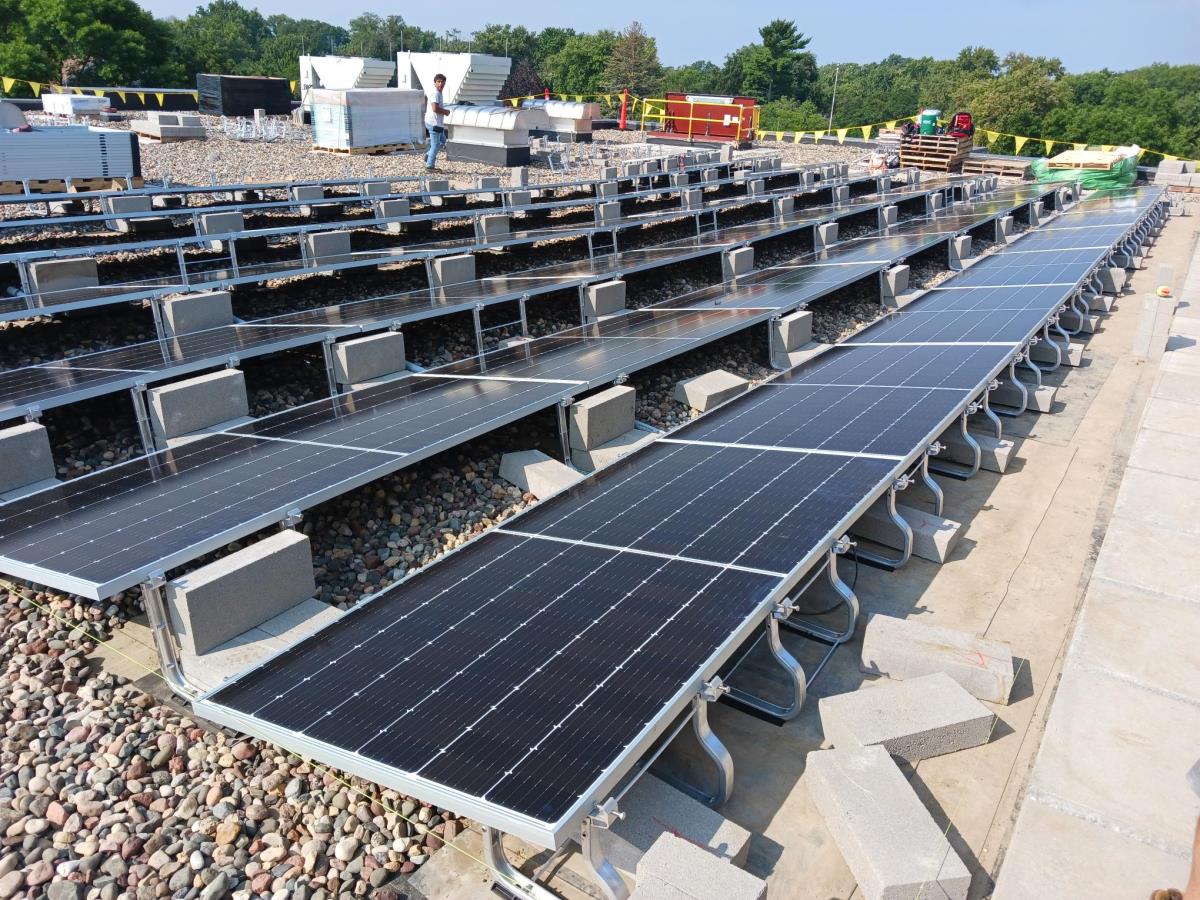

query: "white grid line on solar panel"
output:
991 245 1113 255
915 283 1077 290
409 373 585 386
841 341 1020 346
33 365 153 374
497 438 873 583
782 381 969 392
771 261 893 268
210 432 409 457
658 437 905 460
496 530 789 577
0 378 560 573
789 342 1005 390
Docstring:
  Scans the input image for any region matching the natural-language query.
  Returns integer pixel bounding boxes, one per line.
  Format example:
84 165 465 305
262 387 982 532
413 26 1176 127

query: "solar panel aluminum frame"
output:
189 337 1019 851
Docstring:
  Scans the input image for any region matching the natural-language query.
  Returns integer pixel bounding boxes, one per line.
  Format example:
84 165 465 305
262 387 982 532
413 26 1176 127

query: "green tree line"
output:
1 0 1195 160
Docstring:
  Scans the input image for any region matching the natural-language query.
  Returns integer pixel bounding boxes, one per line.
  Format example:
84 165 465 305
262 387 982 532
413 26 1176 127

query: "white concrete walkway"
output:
994 237 1200 897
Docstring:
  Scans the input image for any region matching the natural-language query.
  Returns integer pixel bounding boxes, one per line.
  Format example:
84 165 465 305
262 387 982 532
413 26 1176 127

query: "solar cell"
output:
778 343 1012 391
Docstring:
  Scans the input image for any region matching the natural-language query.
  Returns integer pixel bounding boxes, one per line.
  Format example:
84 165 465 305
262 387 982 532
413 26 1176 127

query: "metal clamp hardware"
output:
966 401 981 415
283 508 303 528
559 396 574 408
927 441 944 456
988 379 1000 392
226 355 240 368
698 677 730 703
892 474 912 492
588 798 625 829
1029 334 1040 345
388 321 402 333
832 535 856 555
773 598 799 619
1013 350 1026 363
614 373 629 385
23 404 42 423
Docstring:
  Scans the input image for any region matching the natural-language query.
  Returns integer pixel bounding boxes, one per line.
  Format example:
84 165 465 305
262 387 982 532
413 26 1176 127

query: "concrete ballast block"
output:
332 331 405 387
675 369 750 412
860 613 1016 704
498 450 582 500
950 235 972 269
375 198 411 233
682 188 703 210
723 246 753 280
430 254 475 289
635 833 766 900
881 265 910 307
303 230 353 267
583 280 626 321
166 530 316 656
291 185 324 204
0 423 57 495
28 257 99 304
880 204 898 227
819 672 995 762
199 211 244 247
570 428 653 473
937 426 1014 474
569 385 635 451
361 180 390 197
806 745 970 900
597 180 619 199
148 369 249 443
995 215 1014 243
772 310 813 354
478 214 510 243
833 185 850 203
160 291 233 337
852 499 961 564
816 222 838 249
596 201 621 227
774 196 794 218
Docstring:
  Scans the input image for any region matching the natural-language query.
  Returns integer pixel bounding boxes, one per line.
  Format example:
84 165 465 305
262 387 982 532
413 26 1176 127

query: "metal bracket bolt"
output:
587 798 625 829
832 535 856 555
892 474 912 492
698 677 730 703
773 598 799 620
988 379 1000 392
23 404 42 423
927 441 944 456
282 508 303 528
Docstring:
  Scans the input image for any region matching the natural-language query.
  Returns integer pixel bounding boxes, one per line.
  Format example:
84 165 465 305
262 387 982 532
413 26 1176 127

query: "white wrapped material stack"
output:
41 94 108 116
0 126 139 181
445 105 549 166
522 99 601 141
309 89 425 151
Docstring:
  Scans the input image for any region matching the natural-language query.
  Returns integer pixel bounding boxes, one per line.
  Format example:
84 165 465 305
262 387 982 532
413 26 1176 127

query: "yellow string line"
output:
0 577 527 892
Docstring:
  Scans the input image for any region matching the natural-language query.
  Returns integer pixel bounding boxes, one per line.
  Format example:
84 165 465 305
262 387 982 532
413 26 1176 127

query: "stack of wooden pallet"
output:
899 133 973 172
1047 148 1123 170
961 154 1032 178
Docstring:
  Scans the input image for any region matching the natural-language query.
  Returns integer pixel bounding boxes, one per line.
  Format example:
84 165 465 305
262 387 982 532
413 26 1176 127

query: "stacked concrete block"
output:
147 369 250 446
881 265 910 308
674 370 750 412
331 331 406 389
819 673 994 762
302 230 354 268
634 833 766 900
476 214 510 245
596 201 622 227
160 290 234 337
198 211 244 250
28 258 99 305
0 422 59 500
166 530 316 656
498 450 582 499
597 181 619 200
291 184 325 216
607 775 750 877
104 194 169 233
429 254 475 289
131 112 206 141
860 613 1016 704
424 178 450 206
807 745 971 900
815 222 839 250
582 280 626 321
949 235 973 269
722 246 754 280
375 198 411 234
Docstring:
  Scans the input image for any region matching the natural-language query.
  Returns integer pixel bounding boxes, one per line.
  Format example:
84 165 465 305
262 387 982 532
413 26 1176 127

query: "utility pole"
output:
827 65 840 132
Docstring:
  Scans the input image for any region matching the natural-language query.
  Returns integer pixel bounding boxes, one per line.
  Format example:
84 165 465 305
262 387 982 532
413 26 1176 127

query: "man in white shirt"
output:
424 73 449 171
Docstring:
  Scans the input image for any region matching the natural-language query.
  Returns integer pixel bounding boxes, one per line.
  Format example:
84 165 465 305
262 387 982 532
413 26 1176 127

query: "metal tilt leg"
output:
580 800 629 900
130 383 157 455
481 828 559 900
929 406 981 480
652 678 735 809
919 448 945 516
723 606 807 721
993 356 1028 418
556 397 574 464
140 575 193 698
848 478 913 571
780 540 860 647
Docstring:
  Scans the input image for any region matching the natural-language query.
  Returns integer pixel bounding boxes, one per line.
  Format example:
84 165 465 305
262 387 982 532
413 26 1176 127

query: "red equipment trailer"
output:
645 93 758 149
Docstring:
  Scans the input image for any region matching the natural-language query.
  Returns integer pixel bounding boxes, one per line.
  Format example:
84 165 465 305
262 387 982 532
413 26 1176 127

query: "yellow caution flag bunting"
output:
885 120 896 130
813 129 825 143
836 127 849 144
1101 144 1114 153
1073 142 1086 151
136 92 145 104
190 91 198 102
29 81 41 95
117 91 126 102
794 131 806 143
155 92 164 106
1 77 14 93
1043 139 1054 155
92 88 106 97
1014 135 1029 154
860 125 871 140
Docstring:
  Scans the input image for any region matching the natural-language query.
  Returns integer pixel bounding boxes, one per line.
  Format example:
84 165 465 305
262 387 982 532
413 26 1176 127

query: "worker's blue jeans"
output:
425 128 446 169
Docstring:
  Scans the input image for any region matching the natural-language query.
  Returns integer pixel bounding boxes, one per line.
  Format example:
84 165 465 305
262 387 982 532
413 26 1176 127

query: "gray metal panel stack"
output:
0 126 140 181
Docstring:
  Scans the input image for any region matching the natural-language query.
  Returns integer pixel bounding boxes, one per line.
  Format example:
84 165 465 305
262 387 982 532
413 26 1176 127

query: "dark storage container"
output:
196 74 292 116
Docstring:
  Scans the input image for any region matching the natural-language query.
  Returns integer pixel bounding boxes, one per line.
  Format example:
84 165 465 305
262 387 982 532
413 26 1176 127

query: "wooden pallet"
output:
311 142 417 156
0 176 144 195
962 157 1032 178
1047 149 1121 170
899 133 972 172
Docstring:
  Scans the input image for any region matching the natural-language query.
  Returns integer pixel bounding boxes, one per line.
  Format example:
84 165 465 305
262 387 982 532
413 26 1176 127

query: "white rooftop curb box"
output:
807 745 971 900
634 833 767 900
860 613 1016 704
819 672 995 762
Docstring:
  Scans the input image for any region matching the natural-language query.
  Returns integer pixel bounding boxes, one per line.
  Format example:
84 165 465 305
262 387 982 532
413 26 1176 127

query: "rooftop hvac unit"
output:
396 52 511 106
445 105 549 167
0 126 140 181
41 94 110 116
309 88 425 151
521 99 601 142
299 56 396 99
197 74 292 117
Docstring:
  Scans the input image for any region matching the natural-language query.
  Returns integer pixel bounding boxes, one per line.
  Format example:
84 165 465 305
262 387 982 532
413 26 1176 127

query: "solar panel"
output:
779 343 1013 391
846 309 1040 345
900 284 1071 315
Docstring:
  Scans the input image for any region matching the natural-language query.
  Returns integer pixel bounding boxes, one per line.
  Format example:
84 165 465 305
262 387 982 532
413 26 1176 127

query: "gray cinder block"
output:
161 290 233 337
361 180 390 196
635 833 766 900
801 170 815 189
166 530 316 656
881 265 910 308
477 214 510 244
570 428 653 473
950 235 972 269
1157 159 1187 175
774 196 794 218
424 178 450 206
642 159 660 175
806 745 970 900
303 230 353 267
1027 202 1041 226
833 185 850 203
596 201 621 227
332 331 405 387
723 246 754 280
860 613 1016 704
148 369 249 443
674 369 750 412
600 166 618 180
746 178 765 197
508 190 532 208
28 257 99 305
104 194 151 216
375 198 411 233
682 188 704 210
995 216 1014 244
702 168 719 184
597 180 619 199
819 672 994 762
880 204 898 227
291 184 324 204
0 423 56 495
816 222 839 249
583 280 626 321
199 211 244 248
508 167 529 187
498 450 582 499
606 774 750 876
430 254 475 289
771 310 812 355
670 172 688 188
928 193 945 213
622 161 640 179
569 385 635 451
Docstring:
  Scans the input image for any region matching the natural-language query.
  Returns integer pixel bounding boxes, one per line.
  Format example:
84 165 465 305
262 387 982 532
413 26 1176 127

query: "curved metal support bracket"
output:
781 546 860 645
725 614 808 721
141 576 201 700
979 391 1003 439
482 828 560 900
993 359 1028 418
691 683 735 807
580 803 630 900
1020 344 1043 387
930 410 981 480
919 452 945 517
1038 322 1062 372
849 485 913 571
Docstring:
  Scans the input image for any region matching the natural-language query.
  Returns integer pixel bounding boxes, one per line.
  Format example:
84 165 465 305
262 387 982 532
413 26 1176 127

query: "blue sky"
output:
141 0 1199 72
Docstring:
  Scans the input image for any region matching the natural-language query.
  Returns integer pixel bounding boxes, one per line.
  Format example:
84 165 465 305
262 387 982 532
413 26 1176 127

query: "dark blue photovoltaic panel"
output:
846 309 1040 345
902 284 1069 315
779 343 1012 391
676 382 961 457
